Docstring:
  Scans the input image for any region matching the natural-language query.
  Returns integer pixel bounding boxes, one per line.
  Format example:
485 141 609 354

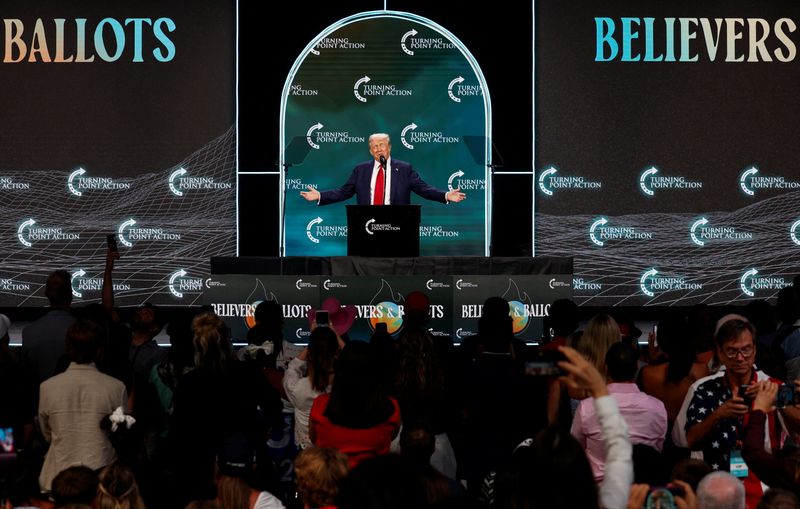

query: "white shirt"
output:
369 157 392 204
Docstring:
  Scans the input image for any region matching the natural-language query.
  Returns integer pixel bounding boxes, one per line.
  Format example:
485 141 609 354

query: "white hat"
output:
714 313 749 336
0 314 10 339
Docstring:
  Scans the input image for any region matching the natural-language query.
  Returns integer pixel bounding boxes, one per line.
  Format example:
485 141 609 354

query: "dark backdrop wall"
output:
237 0 533 257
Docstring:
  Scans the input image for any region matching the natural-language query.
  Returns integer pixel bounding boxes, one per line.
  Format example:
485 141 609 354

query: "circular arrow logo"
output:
118 218 136 248
447 170 464 191
690 217 708 247
401 29 417 55
740 268 758 297
169 269 187 298
791 219 800 246
67 168 86 197
538 167 557 196
365 218 375 236
448 76 464 102
640 268 659 297
589 217 608 247
639 167 658 196
71 269 86 298
740 167 758 196
306 122 323 149
169 168 187 197
401 123 417 150
306 217 322 243
17 218 35 247
353 75 370 103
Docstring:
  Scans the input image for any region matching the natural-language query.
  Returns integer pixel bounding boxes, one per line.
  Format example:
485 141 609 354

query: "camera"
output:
524 350 567 377
776 383 798 409
644 486 684 509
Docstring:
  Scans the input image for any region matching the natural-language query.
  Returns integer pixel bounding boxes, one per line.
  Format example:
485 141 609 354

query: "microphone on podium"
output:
379 155 387 167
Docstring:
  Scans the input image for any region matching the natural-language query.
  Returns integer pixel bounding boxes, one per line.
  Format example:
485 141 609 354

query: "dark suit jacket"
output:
319 159 447 205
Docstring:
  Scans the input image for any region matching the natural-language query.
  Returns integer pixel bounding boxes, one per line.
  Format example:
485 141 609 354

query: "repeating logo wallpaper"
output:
535 1 800 305
281 13 490 257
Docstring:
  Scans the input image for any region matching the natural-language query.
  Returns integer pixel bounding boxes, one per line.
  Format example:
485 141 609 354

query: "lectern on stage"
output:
346 205 421 257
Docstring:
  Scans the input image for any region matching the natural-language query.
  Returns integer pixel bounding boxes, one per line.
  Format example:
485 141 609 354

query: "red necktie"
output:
373 165 385 205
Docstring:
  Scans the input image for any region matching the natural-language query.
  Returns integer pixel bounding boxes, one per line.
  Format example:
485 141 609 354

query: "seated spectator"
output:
283 327 339 449
309 341 400 468
96 463 146 509
572 342 667 482
38 321 128 491
50 466 99 508
294 447 349 509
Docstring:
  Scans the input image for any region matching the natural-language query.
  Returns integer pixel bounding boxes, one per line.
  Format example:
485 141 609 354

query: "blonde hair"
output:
294 447 349 507
215 475 250 509
368 133 391 145
97 463 146 509
578 314 621 374
192 311 233 372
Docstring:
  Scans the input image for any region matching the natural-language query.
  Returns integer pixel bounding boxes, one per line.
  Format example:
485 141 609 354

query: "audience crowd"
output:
3 261 800 509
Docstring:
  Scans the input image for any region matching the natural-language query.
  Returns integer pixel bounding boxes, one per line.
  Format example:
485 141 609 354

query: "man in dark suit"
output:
300 133 466 205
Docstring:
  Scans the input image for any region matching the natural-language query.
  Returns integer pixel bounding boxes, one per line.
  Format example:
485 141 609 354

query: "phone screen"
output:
315 310 329 327
0 427 14 453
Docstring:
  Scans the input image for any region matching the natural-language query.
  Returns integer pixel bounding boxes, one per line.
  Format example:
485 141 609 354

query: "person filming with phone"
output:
677 315 797 508
740 378 800 495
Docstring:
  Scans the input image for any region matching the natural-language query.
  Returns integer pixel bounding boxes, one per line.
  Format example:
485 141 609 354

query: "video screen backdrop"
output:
281 12 490 257
535 1 800 305
0 1 236 307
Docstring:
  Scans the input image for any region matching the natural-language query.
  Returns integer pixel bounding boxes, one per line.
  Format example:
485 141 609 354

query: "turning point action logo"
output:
353 75 412 103
400 29 454 55
538 166 602 196
589 217 652 246
400 122 459 150
168 269 203 299
117 218 181 247
305 122 365 150
71 269 130 299
447 170 485 191
68 167 130 196
739 166 800 196
639 167 703 196
689 217 753 247
639 268 702 297
168 167 232 197
310 36 366 56
18 218 79 247
740 268 790 297
306 217 347 244
365 219 400 235
447 76 482 103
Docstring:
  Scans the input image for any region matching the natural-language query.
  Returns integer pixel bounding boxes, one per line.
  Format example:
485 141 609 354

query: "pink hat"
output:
308 297 357 335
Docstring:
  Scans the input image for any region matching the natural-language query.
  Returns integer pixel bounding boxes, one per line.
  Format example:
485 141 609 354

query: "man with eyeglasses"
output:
680 315 785 509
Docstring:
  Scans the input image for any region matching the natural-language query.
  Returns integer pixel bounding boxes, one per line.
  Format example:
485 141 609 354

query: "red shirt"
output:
310 394 401 468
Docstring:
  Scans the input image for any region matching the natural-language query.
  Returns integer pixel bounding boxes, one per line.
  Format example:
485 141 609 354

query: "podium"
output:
346 205 421 257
